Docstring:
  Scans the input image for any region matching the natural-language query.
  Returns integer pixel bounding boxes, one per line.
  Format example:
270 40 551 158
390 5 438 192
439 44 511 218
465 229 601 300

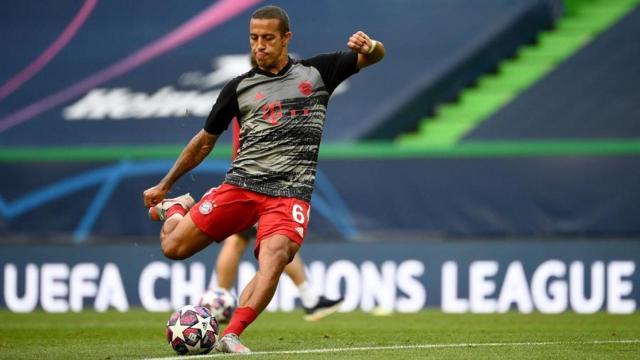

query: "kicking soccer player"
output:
216 230 344 321
143 5 384 353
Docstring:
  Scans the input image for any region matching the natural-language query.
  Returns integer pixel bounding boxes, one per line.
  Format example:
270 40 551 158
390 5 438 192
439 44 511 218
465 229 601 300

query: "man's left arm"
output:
347 31 385 69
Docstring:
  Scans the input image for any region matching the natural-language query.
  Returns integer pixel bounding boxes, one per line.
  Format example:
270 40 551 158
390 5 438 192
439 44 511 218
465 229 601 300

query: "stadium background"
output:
1 0 638 316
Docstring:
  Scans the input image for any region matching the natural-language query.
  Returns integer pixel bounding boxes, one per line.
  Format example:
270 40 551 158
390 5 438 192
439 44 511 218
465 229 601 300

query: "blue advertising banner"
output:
1 241 637 314
2 156 639 241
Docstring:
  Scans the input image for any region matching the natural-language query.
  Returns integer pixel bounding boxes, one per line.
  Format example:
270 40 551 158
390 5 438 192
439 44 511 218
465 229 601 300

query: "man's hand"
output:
143 184 169 208
347 31 374 54
347 30 385 69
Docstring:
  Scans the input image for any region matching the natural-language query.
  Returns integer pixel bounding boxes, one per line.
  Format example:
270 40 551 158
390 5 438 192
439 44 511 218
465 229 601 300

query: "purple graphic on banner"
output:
0 0 263 133
0 0 98 101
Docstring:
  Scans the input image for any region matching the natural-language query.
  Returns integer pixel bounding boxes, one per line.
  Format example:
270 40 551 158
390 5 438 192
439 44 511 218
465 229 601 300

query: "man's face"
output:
249 18 291 70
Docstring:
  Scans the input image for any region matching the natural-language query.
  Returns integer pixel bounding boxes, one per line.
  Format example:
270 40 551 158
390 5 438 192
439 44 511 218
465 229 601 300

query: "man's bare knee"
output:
264 243 293 261
259 237 299 277
160 231 197 260
270 248 291 267
161 234 190 260
159 213 212 260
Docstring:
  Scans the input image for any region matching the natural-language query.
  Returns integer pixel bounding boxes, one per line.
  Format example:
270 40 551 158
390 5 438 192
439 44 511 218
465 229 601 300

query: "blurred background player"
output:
216 228 344 321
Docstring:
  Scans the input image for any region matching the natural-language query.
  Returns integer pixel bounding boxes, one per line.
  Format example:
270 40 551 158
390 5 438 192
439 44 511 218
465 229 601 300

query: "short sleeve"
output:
304 52 359 94
203 77 241 135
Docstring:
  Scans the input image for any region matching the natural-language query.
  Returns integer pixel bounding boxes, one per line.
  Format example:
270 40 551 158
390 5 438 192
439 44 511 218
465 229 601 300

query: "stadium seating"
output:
400 0 638 145
465 4 640 140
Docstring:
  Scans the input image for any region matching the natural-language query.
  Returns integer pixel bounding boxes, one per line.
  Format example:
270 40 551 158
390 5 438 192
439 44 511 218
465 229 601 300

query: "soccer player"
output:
216 230 344 321
143 5 384 353
213 119 344 322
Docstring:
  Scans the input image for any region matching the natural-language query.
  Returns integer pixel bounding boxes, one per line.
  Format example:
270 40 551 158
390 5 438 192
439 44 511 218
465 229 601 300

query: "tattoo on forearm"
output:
161 131 215 188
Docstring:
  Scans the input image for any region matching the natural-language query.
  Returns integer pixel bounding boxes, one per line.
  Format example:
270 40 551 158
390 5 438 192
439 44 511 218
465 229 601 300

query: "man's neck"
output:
260 54 290 75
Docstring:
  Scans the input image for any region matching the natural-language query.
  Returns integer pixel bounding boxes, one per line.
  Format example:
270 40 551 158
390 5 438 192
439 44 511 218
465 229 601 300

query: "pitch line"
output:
147 339 640 359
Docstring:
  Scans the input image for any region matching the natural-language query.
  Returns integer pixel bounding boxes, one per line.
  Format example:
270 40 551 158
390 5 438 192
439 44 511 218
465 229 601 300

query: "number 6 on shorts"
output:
292 204 308 224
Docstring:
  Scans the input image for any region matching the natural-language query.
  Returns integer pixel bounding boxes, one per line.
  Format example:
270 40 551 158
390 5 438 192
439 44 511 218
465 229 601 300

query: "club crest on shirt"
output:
199 200 215 215
298 81 313 96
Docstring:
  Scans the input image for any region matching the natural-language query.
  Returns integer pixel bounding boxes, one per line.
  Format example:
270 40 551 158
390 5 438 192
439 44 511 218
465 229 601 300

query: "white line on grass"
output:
146 339 640 359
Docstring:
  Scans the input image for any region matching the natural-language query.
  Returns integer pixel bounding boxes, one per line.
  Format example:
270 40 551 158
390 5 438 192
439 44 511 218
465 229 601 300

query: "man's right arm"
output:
143 129 218 207
143 76 240 207
347 31 385 69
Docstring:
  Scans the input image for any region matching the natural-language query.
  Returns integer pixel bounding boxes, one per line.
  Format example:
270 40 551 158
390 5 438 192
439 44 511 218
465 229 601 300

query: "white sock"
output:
297 281 319 308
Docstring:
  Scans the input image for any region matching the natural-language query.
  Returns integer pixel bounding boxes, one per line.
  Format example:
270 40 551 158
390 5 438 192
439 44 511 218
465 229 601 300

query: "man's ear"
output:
283 31 292 47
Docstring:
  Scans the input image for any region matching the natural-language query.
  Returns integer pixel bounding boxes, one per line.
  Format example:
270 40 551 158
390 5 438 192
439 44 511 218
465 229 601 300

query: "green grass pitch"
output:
0 309 638 359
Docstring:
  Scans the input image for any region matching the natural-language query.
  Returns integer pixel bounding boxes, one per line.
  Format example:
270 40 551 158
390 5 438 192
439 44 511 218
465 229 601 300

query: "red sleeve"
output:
231 117 240 160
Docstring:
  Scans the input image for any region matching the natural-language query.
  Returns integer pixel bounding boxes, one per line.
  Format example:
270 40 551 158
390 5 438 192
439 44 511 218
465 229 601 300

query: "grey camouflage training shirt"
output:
204 52 359 202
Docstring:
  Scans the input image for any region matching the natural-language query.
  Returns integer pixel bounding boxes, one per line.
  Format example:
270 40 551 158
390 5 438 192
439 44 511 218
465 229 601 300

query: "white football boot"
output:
148 193 195 221
215 334 251 354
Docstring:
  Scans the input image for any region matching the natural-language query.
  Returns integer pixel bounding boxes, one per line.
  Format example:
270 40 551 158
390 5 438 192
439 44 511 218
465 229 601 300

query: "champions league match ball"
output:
198 287 237 323
166 304 219 355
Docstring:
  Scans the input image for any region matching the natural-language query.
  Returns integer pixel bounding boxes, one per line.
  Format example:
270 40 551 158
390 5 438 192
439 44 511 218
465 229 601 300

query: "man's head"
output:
249 5 292 72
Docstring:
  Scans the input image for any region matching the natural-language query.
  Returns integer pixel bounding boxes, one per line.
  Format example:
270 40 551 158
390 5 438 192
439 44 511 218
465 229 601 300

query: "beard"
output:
251 49 284 71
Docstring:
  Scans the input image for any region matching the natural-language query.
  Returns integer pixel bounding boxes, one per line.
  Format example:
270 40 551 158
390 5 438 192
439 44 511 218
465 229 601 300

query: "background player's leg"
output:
216 234 249 289
284 254 320 307
224 234 299 336
284 254 319 307
283 253 306 285
284 253 345 320
160 213 213 260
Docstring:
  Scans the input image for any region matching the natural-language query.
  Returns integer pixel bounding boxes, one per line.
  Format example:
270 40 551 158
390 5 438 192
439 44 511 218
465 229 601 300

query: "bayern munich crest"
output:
198 200 215 215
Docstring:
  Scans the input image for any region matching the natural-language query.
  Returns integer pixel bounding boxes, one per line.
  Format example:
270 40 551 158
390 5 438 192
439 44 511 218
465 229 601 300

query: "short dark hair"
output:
251 5 290 34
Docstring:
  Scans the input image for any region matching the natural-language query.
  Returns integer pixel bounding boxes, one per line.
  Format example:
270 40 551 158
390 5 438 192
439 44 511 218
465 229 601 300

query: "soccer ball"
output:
166 304 219 355
198 287 237 323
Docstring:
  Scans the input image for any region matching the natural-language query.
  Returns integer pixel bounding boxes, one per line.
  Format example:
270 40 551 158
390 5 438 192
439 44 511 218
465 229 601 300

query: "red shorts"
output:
189 183 310 258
